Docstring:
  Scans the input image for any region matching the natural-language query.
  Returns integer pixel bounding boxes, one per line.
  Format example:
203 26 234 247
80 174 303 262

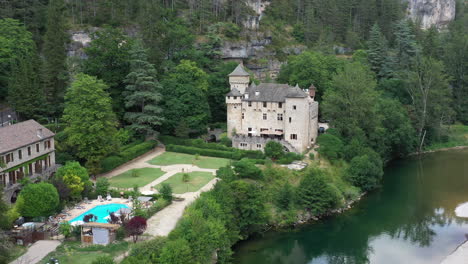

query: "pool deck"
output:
62 198 130 222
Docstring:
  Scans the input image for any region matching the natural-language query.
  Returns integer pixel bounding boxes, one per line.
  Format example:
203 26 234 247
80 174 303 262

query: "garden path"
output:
10 240 61 264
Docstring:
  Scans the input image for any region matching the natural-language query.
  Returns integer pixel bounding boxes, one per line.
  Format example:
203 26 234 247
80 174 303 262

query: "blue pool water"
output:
69 203 129 223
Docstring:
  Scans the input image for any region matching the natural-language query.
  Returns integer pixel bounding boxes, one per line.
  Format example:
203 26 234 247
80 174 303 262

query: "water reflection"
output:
234 149 468 264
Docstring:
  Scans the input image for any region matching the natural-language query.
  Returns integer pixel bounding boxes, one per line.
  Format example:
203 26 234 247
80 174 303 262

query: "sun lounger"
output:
98 195 104 202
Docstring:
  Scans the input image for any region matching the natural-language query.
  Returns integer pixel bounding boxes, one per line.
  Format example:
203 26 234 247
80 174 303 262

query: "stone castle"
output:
226 64 319 153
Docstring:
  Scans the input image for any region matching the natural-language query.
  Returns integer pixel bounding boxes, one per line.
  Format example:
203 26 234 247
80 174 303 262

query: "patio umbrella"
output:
141 190 155 195
455 202 468 217
71 220 84 226
116 208 132 215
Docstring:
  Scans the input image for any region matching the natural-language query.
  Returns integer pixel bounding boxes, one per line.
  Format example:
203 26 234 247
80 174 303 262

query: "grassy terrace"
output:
155 171 215 194
108 167 165 188
39 241 129 264
148 152 231 169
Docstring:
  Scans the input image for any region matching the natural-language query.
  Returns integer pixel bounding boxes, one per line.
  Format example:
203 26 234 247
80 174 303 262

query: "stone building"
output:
226 64 319 153
0 120 57 204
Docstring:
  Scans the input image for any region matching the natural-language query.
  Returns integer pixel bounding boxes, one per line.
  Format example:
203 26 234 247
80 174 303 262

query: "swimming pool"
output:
69 203 130 223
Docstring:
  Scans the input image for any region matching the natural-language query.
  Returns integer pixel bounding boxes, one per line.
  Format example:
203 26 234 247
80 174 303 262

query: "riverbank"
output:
409 145 468 156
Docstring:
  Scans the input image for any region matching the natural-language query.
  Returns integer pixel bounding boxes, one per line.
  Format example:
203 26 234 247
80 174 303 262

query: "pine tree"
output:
367 24 388 76
394 20 419 71
124 41 164 138
42 0 69 117
7 55 44 120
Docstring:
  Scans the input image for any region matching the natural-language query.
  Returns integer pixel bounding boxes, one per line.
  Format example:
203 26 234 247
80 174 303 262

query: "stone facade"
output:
226 64 319 153
0 120 57 204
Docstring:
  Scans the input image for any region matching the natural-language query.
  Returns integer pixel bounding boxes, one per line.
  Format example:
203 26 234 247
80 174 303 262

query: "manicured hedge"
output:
101 140 158 173
166 144 265 164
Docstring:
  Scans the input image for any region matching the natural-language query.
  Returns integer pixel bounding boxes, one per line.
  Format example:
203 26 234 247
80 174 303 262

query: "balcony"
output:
3 165 59 191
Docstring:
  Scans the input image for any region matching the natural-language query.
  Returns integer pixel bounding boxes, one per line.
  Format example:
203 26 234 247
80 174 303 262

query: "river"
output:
233 149 468 264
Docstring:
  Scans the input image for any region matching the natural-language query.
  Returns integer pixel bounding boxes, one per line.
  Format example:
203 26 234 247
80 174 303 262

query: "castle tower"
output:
226 64 250 137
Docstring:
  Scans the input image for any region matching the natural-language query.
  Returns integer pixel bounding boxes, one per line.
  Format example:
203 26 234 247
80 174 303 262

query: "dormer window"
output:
234 96 237 99
278 102 282 108
245 94 249 99
263 102 267 108
255 91 260 96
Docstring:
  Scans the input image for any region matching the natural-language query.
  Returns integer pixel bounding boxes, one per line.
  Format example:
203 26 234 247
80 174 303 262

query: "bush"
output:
159 238 192 264
277 152 303 164
91 256 115 264
159 184 173 202
309 152 315 160
166 145 241 159
16 182 59 218
233 159 263 180
146 199 171 218
346 150 384 191
296 169 338 215
276 183 295 210
101 141 157 172
264 141 285 160
317 134 344 161
96 178 110 196
219 135 232 147
59 222 73 238
122 237 167 264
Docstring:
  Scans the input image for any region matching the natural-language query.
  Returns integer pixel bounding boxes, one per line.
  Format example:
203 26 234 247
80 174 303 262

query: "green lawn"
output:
154 171 215 194
39 241 129 264
148 152 231 169
109 167 165 188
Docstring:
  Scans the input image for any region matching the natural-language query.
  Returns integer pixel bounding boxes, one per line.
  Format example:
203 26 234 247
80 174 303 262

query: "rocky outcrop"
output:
406 0 456 29
243 0 271 30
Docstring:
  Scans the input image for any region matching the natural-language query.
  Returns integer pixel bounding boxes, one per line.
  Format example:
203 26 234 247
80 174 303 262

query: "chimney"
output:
309 84 316 100
37 128 43 139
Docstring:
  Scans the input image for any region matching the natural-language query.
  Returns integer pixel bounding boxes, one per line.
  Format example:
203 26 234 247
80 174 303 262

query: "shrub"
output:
346 150 384 191
219 135 232 147
264 141 285 160
159 238 192 264
309 152 315 160
123 237 167 264
182 173 190 182
91 256 115 264
16 182 59 218
146 199 171 218
317 134 344 161
276 183 295 210
59 222 73 238
159 184 173 202
166 144 241 159
296 169 338 215
55 161 91 200
100 141 157 172
233 159 263 180
277 152 304 164
95 178 110 196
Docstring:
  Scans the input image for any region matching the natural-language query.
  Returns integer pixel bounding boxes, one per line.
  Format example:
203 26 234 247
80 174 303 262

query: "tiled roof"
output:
0 120 54 154
227 88 242 96
228 64 250 76
244 83 307 102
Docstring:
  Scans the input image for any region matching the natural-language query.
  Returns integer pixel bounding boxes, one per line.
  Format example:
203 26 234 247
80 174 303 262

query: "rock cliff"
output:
406 0 456 29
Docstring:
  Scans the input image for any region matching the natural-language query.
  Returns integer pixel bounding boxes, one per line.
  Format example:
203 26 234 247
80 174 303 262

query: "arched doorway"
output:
10 189 20 203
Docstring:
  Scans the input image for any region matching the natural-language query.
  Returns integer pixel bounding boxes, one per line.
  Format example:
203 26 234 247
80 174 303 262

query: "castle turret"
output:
228 64 250 94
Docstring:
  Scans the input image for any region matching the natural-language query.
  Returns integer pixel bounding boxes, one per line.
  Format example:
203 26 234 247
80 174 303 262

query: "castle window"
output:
263 102 267 107
36 144 39 152
293 105 297 110
18 150 22 160
290 134 298 140
28 146 31 156
257 144 262 148
278 102 283 108
289 117 292 123
242 113 245 119
234 96 237 99
248 102 252 107
263 113 267 120
240 143 248 147
277 114 283 121
228 96 231 99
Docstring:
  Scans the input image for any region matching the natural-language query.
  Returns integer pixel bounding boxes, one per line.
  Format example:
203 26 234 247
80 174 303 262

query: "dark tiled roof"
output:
244 83 307 102
228 64 250 76
0 120 54 154
227 88 242 96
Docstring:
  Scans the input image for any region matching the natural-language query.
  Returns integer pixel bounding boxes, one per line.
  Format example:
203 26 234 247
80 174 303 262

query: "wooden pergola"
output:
81 222 120 245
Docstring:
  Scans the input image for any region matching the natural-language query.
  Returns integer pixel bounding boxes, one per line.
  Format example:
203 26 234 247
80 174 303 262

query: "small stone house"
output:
226 64 319 153
0 120 57 204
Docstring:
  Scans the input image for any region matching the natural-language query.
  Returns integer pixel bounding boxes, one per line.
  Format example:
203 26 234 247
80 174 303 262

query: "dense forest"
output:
0 0 467 263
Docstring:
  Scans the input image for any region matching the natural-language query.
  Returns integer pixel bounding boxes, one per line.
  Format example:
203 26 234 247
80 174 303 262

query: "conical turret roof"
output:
228 64 250 76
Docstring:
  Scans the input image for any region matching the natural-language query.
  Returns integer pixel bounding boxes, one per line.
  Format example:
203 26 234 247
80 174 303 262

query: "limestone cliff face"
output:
406 0 456 29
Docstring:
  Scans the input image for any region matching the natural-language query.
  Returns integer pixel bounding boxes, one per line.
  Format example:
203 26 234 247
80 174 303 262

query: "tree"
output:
0 187 10 230
124 41 164 137
59 222 73 238
322 62 381 141
317 133 344 161
7 55 44 120
296 169 338 215
276 183 294 210
277 51 345 100
126 216 147 243
16 182 59 218
55 161 91 199
367 24 388 76
84 27 133 119
347 150 384 191
0 18 36 100
42 0 69 116
96 178 110 196
62 74 119 174
159 183 173 202
394 20 419 71
159 238 192 264
405 57 453 150
216 166 238 183
233 159 263 180
161 60 211 135
207 62 238 122
264 141 285 160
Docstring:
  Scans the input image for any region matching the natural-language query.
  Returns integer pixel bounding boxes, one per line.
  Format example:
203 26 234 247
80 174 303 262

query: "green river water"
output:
233 149 468 264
